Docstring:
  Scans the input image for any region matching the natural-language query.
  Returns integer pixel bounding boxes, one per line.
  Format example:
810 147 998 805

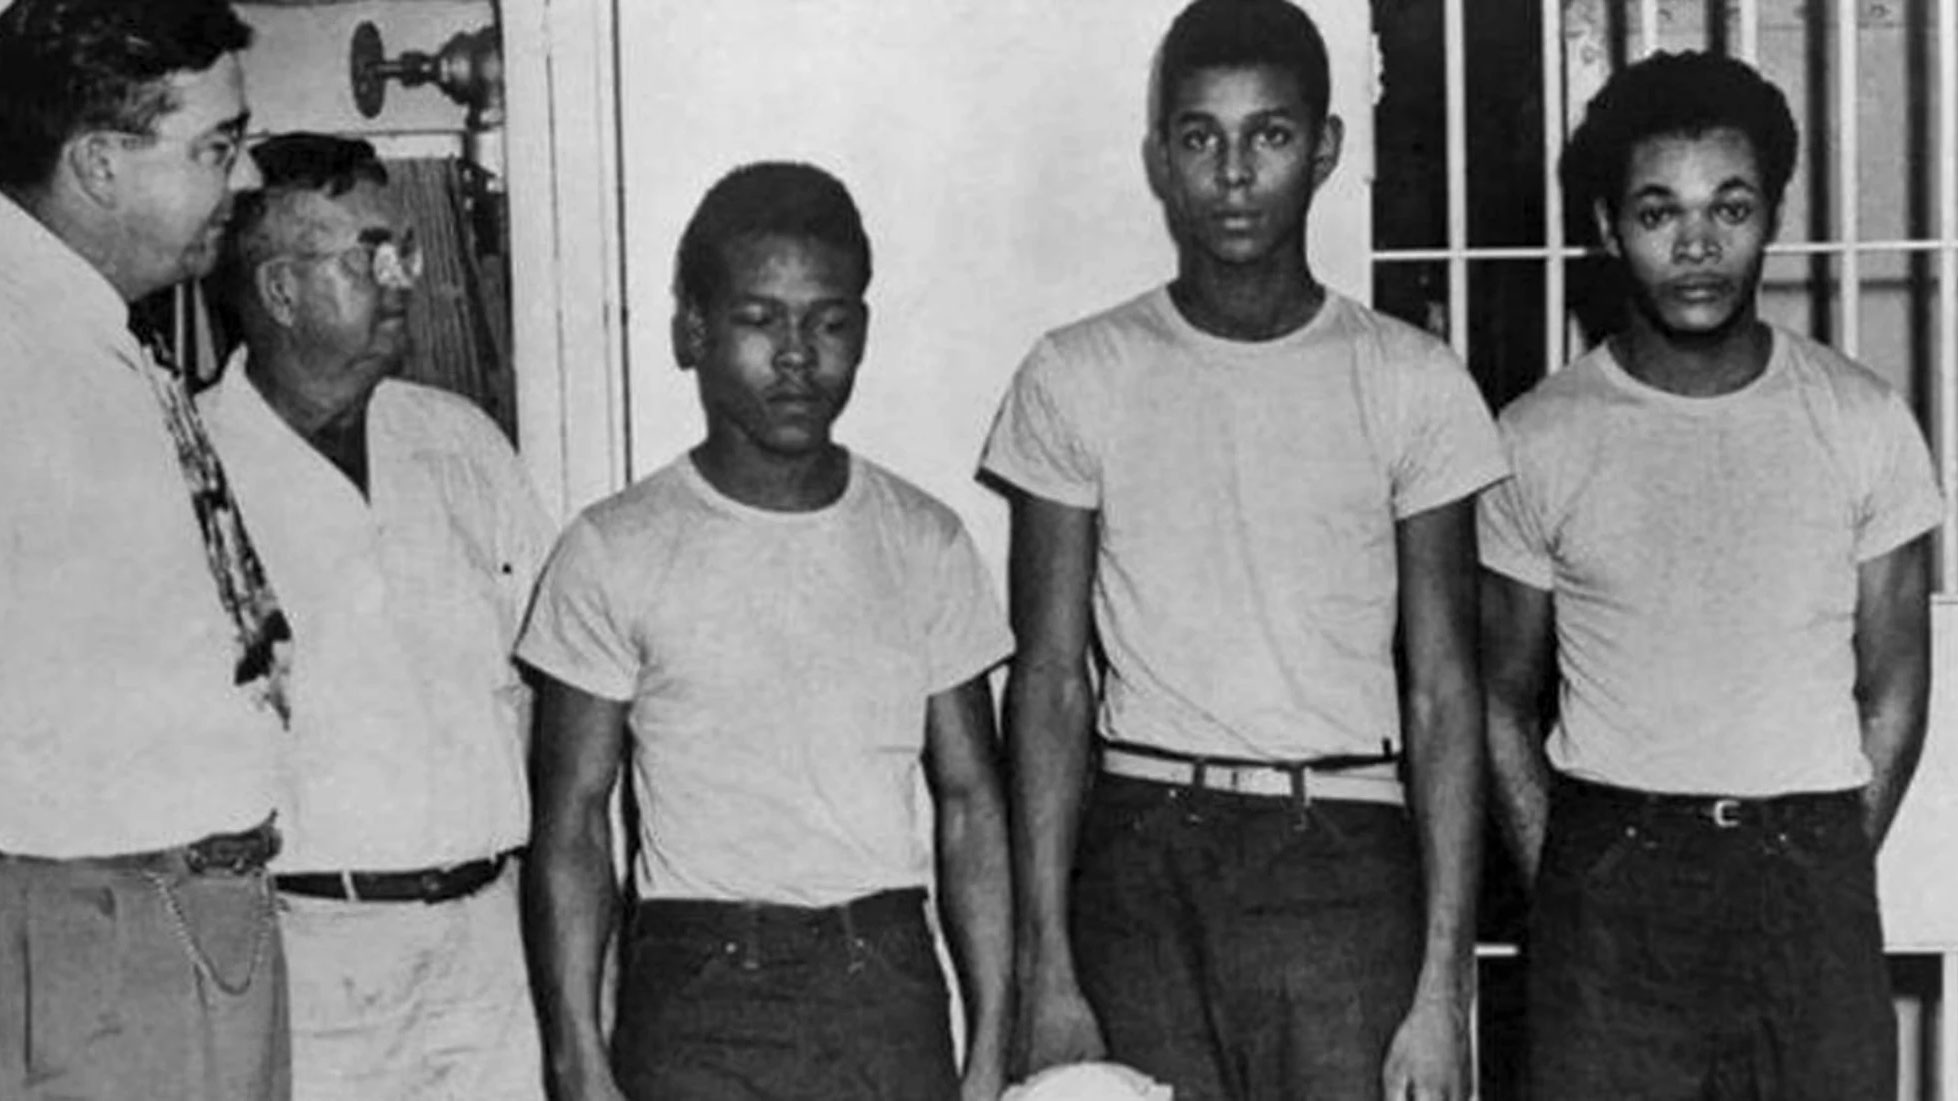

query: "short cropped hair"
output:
673 161 873 309
218 133 388 317
1563 50 1799 222
0 0 252 190
1154 0 1331 134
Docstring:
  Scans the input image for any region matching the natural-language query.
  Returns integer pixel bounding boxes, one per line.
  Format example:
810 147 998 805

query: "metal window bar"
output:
1374 0 1958 596
1941 0 1958 589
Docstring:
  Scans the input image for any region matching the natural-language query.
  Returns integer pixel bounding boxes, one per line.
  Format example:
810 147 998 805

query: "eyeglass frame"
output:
272 229 425 291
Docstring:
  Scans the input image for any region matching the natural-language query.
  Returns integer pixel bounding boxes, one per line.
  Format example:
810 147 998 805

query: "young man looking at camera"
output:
1480 51 1940 1100
982 2 1504 1097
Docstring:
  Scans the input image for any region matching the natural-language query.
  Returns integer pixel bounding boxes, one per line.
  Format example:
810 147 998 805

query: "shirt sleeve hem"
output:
1392 462 1511 521
977 457 1098 511
1477 551 1554 593
514 646 636 704
1855 504 1945 564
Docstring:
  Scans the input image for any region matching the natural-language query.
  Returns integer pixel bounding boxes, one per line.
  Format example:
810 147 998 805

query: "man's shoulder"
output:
573 458 699 541
377 379 509 449
1497 349 1615 439
1325 294 1454 363
852 455 968 544
1772 326 1906 418
1033 286 1175 373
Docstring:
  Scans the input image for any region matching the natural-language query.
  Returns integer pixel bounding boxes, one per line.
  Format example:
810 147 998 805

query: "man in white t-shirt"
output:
1480 51 1942 1101
981 2 1505 1098
519 162 1013 1101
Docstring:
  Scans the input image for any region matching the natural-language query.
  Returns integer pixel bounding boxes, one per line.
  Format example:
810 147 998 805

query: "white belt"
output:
1099 744 1405 806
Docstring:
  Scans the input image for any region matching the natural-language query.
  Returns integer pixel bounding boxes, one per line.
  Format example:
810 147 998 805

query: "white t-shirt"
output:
517 453 1012 906
1479 329 1944 795
981 287 1507 764
202 363 556 872
0 194 283 857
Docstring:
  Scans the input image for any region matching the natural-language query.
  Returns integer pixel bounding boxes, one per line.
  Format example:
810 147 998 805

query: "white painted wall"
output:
236 1 493 152
615 0 1377 575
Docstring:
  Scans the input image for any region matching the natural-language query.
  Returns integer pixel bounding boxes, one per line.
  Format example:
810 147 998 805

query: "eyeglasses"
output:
110 127 244 176
283 232 424 290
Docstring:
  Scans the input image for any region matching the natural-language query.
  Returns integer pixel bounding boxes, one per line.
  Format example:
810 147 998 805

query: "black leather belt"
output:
1556 776 1861 831
276 850 512 904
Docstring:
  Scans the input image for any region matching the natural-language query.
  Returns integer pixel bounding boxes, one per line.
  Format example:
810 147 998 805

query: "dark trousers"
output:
611 886 958 1101
1529 777 1895 1101
1070 774 1424 1101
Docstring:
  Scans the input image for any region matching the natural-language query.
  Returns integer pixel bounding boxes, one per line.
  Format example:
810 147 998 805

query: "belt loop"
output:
741 910 762 972
1190 758 1208 792
841 900 867 973
340 870 359 902
1288 766 1311 830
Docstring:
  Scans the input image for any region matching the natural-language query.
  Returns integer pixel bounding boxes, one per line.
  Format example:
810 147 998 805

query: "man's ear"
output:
1142 132 1170 203
256 261 301 327
64 133 121 207
1592 199 1622 259
1309 115 1344 192
672 300 708 371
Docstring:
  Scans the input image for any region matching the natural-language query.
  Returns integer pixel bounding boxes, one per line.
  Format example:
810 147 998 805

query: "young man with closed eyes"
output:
521 162 1013 1101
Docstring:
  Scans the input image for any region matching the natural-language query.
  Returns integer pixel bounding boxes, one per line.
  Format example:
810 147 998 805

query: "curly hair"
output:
673 161 872 309
1562 50 1798 224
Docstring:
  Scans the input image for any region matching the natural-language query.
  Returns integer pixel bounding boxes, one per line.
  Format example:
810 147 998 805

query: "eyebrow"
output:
355 227 396 246
215 111 250 139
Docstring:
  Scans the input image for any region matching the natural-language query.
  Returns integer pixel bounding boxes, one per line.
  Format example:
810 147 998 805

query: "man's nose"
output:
228 149 261 192
1217 139 1253 189
1674 215 1722 262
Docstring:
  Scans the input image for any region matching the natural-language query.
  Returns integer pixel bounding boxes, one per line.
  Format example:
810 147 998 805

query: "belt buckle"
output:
1709 798 1743 829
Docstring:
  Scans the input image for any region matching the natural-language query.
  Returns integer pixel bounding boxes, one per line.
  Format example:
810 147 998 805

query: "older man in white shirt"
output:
203 132 555 1101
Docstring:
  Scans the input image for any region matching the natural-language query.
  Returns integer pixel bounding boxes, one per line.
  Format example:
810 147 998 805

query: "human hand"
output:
1381 993 1471 1101
1013 971 1107 1077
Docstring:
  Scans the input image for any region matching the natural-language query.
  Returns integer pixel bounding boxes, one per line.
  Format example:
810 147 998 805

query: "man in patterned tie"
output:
0 2 292 1100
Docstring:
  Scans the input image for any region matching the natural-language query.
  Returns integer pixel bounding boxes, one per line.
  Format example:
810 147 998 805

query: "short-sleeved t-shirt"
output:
517 452 1012 906
1479 329 1943 795
981 287 1506 763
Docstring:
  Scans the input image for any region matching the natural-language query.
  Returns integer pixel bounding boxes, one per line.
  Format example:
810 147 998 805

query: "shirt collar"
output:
0 191 137 357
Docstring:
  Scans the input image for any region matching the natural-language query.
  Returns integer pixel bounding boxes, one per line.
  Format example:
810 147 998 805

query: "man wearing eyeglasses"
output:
0 3 291 1100
202 132 556 1101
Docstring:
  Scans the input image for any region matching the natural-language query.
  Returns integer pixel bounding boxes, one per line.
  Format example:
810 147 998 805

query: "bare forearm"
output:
1853 538 1932 849
1403 685 1483 1002
1486 697 1554 884
1006 663 1095 961
936 783 1014 1083
1859 682 1929 848
524 810 620 1091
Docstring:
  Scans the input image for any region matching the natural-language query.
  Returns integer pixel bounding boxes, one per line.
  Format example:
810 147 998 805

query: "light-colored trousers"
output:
282 862 545 1101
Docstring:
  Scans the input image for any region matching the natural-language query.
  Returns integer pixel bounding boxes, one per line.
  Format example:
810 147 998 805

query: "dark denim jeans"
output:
611 887 958 1101
1529 777 1895 1101
1070 774 1424 1101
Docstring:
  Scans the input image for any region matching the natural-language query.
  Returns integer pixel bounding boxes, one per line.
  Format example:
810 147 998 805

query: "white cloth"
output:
0 194 283 857
201 360 555 870
283 865 542 1101
1479 330 1944 795
1004 1062 1173 1101
517 453 1012 906
981 287 1506 764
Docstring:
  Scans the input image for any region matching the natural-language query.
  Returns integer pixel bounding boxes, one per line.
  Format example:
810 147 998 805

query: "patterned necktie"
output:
131 320 294 727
